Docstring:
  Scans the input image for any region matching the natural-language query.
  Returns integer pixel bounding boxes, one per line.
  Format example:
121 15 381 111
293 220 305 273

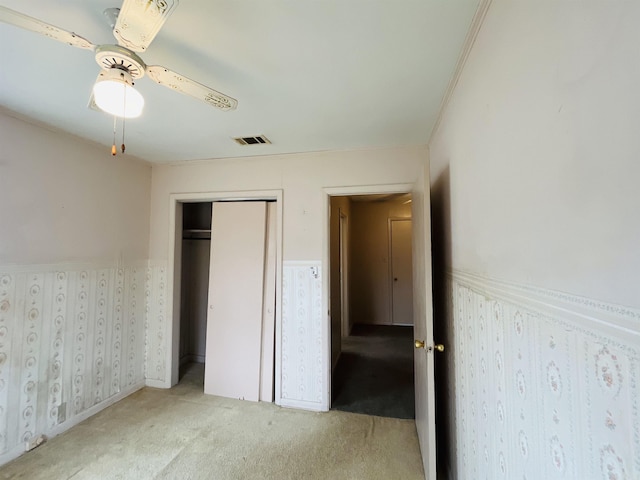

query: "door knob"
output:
415 340 444 352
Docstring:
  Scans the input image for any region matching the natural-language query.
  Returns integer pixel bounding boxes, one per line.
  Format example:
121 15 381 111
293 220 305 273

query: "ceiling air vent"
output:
233 135 271 146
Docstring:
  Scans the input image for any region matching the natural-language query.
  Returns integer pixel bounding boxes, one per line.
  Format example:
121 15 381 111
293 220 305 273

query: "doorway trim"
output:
165 189 284 404
323 183 413 407
338 209 349 338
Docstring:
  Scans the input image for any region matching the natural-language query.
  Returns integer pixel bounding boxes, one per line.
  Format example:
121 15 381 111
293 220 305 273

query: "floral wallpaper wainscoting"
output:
280 262 324 410
447 271 639 480
0 263 147 465
144 262 167 384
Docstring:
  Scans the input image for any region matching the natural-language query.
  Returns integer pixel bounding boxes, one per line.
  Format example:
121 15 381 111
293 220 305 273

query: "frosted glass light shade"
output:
93 69 144 118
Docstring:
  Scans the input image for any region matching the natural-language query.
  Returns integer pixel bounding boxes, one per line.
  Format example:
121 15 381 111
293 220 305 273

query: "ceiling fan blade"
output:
146 65 238 111
0 6 95 50
113 0 180 52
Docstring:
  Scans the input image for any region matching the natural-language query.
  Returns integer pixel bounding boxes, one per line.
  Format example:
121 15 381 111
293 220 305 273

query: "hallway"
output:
332 324 415 419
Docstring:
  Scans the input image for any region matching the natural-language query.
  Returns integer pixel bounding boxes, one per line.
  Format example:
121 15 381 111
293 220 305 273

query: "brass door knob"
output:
415 340 444 352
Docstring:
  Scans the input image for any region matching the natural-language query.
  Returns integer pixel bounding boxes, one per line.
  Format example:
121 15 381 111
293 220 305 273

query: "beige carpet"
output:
0 365 425 479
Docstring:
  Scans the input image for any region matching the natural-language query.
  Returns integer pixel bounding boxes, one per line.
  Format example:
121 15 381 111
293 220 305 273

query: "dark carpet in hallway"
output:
332 324 415 419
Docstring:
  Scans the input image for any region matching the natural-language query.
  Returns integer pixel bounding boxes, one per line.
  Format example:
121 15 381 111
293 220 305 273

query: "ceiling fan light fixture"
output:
93 68 144 118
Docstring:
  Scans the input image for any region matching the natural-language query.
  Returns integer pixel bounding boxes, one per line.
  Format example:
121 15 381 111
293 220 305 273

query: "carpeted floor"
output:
332 324 415 419
0 363 425 480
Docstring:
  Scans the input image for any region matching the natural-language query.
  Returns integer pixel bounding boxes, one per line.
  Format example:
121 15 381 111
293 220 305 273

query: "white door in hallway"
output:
204 201 273 401
390 218 413 325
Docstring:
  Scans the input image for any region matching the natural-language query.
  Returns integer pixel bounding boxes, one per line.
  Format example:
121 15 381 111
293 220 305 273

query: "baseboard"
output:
145 378 170 389
278 398 327 412
0 381 144 467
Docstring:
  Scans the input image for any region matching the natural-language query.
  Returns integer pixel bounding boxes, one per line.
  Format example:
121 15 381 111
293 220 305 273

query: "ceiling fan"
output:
0 1 238 119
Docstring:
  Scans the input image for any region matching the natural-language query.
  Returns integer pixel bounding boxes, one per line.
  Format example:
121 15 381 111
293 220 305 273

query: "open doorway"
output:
329 193 415 419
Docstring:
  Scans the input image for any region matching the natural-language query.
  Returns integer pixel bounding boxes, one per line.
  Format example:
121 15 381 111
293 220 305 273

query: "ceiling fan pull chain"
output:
121 86 127 154
111 115 117 156
121 117 126 154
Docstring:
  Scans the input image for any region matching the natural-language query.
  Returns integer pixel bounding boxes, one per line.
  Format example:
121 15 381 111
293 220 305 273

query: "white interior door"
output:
390 218 413 325
204 202 267 401
412 184 437 478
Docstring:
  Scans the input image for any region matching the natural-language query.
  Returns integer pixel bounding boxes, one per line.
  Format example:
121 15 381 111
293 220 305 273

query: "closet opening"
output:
173 198 279 403
179 202 212 386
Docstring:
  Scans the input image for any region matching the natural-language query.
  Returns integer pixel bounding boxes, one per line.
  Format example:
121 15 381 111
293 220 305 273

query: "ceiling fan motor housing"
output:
95 44 146 79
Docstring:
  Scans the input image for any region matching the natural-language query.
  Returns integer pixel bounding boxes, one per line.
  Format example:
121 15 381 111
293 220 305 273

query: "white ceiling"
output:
0 0 479 163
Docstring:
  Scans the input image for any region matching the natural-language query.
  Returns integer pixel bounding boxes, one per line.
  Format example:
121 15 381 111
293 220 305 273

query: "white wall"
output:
147 146 427 410
430 1 640 308
149 147 425 260
429 2 640 478
0 111 150 266
0 110 151 464
349 198 411 325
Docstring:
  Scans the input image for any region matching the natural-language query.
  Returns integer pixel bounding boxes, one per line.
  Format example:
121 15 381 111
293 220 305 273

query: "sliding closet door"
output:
204 202 267 401
260 202 277 402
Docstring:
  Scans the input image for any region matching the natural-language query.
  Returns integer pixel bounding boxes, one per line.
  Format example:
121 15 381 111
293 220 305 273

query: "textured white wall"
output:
149 147 426 261
430 1 640 308
0 110 151 465
0 110 151 265
429 2 640 478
